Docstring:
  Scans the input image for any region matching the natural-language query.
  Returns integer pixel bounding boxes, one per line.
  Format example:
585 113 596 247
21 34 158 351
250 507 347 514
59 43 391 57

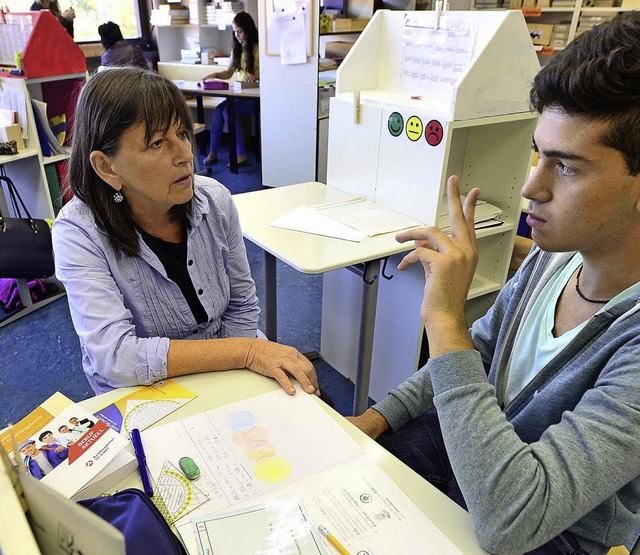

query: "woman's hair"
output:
98 21 124 50
68 68 196 256
231 12 259 75
530 11 640 175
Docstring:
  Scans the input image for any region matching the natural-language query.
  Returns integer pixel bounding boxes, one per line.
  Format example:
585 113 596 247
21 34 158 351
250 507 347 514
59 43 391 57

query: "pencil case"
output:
78 488 188 554
202 80 229 90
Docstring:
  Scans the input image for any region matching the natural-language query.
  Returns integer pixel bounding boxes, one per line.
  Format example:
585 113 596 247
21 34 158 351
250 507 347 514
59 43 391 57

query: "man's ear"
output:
90 150 121 192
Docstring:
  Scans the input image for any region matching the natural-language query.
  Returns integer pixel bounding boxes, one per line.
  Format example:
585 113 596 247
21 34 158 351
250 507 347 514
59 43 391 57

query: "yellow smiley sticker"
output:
406 116 423 142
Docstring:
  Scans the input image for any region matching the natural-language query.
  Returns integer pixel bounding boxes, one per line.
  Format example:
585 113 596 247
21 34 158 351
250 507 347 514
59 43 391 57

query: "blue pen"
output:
131 428 154 497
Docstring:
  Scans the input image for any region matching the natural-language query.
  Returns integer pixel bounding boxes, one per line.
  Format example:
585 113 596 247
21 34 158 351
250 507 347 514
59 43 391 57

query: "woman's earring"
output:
113 190 124 203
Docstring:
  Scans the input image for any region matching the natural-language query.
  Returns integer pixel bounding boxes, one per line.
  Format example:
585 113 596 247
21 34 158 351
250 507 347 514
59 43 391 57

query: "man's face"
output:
41 432 54 444
522 107 640 255
60 426 70 433
20 443 36 456
70 418 78 425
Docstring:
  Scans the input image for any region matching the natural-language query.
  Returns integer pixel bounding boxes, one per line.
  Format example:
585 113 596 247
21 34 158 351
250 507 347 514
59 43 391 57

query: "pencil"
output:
318 525 351 555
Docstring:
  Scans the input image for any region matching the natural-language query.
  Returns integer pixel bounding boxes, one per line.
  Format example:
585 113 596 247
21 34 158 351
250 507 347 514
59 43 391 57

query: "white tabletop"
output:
79 372 487 554
232 182 414 274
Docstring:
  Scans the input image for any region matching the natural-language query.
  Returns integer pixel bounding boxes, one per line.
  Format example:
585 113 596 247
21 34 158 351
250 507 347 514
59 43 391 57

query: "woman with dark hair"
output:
52 68 319 397
98 21 148 69
202 12 259 166
30 0 74 37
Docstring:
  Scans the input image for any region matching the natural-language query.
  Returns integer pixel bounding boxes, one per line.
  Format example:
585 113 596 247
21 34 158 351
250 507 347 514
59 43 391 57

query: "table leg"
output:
264 250 277 341
227 97 238 174
353 259 381 415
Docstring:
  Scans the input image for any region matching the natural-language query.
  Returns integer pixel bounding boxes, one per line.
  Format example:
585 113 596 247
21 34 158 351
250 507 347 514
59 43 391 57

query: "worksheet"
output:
141 387 364 525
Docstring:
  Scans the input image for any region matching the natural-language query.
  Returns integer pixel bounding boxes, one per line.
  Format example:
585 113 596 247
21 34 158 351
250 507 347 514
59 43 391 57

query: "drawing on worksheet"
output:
155 460 210 524
141 387 365 525
228 411 293 483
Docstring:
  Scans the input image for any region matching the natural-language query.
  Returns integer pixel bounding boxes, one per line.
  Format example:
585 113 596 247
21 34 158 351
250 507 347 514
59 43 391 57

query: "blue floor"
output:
0 144 360 428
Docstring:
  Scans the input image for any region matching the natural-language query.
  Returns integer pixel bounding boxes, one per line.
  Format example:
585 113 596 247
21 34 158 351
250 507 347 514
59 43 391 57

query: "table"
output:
173 80 260 174
233 182 415 415
79 371 487 555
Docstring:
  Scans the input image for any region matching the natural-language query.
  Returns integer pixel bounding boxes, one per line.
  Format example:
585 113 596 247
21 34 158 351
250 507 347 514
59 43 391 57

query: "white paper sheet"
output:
292 460 464 555
270 204 367 242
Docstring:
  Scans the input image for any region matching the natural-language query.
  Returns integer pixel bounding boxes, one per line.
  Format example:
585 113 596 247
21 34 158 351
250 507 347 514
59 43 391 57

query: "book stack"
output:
202 1 244 27
150 4 190 26
474 0 504 9
551 21 571 48
550 0 576 6
574 11 617 37
31 99 68 158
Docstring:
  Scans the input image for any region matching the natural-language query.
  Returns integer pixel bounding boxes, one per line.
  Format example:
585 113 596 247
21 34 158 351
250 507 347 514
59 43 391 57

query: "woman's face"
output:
101 120 194 217
233 24 246 46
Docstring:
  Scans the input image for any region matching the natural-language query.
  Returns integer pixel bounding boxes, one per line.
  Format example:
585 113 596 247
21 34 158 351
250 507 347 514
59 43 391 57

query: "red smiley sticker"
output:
425 119 443 146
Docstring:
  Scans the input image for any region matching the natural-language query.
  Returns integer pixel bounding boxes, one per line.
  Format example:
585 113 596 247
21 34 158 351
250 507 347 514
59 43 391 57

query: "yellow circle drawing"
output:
123 400 182 434
162 468 193 522
253 456 292 483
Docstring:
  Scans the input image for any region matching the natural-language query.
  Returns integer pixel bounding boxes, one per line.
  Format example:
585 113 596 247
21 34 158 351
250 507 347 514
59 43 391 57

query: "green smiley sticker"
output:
388 112 404 137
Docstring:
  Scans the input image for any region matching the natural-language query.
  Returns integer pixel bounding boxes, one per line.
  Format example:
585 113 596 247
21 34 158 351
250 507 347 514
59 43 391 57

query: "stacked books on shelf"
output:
150 4 190 26
474 0 504 9
0 392 136 501
31 99 68 158
202 1 244 26
575 11 618 37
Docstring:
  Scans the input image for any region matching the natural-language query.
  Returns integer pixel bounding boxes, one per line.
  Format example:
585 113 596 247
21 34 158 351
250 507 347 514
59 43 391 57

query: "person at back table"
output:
349 12 640 555
30 0 74 37
98 21 148 70
202 12 259 167
52 68 319 398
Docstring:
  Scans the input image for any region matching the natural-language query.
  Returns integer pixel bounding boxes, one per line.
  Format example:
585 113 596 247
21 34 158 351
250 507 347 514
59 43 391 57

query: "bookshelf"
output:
472 0 638 58
0 11 87 326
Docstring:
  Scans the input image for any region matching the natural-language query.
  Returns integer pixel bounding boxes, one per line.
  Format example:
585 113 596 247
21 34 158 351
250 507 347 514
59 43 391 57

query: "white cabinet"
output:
320 10 539 401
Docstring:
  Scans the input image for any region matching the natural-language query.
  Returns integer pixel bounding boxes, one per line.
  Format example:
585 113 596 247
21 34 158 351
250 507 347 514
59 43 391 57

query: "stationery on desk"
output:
131 428 154 497
137 386 463 555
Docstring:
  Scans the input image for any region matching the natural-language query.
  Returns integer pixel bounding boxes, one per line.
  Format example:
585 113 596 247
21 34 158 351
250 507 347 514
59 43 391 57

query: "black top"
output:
140 229 208 324
30 2 74 38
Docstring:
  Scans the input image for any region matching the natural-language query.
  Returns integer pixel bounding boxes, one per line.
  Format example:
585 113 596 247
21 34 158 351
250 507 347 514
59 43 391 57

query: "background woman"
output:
30 0 74 37
98 21 148 69
202 12 259 166
53 68 318 397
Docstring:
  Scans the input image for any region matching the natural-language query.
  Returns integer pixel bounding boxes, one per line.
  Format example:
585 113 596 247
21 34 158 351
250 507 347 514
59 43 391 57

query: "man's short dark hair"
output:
530 11 640 175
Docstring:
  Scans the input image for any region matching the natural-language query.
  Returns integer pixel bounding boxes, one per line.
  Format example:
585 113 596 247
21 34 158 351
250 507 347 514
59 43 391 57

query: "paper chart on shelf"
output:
141 386 364 527
93 379 197 437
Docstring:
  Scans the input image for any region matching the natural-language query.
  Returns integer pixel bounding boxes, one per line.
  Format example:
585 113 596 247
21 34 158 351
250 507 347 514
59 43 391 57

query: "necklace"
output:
575 265 611 304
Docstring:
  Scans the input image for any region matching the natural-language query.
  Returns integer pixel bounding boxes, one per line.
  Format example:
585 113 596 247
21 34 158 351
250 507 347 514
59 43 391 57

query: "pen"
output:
318 525 351 555
131 428 154 497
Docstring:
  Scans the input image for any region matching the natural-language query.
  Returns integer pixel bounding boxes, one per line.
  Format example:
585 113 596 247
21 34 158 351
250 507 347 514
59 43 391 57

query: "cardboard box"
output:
0 124 24 151
527 23 555 45
331 18 369 32
536 0 551 7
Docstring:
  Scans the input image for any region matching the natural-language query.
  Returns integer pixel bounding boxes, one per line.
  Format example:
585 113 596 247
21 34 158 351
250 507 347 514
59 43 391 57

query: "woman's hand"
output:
346 408 390 439
243 73 258 83
62 7 75 19
202 73 218 82
244 340 319 396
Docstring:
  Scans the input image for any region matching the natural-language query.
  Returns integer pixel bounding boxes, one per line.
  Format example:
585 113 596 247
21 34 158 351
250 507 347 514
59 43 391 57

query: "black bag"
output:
0 170 55 279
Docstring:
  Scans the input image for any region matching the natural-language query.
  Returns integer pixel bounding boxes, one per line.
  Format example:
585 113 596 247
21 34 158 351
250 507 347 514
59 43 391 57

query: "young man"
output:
349 12 640 555
19 439 55 479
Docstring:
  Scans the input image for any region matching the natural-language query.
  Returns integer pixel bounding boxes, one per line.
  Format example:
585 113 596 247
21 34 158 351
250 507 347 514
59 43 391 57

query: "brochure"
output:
0 392 132 500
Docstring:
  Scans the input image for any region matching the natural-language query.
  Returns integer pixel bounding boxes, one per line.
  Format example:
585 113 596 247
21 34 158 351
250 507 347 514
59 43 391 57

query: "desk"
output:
173 80 260 174
233 182 414 415
79 371 487 555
